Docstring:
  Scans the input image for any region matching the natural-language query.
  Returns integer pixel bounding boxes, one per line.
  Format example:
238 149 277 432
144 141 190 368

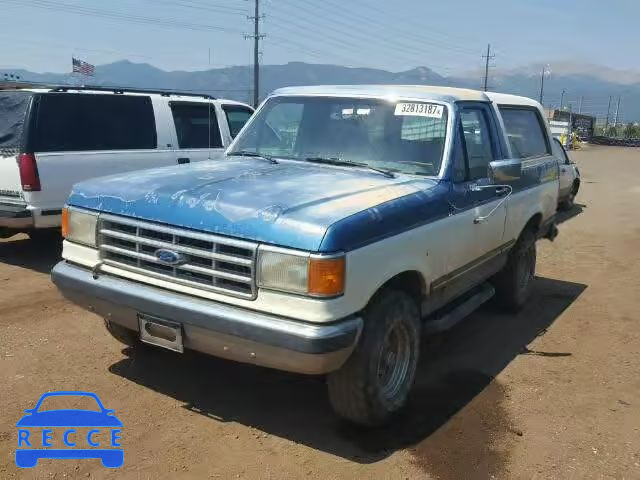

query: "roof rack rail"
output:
48 85 216 100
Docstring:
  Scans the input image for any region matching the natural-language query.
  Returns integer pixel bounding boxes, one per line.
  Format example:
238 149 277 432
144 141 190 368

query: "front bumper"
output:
51 261 362 375
0 202 33 229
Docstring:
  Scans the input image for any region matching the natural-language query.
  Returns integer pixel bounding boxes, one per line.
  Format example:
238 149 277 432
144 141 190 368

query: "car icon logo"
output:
154 248 186 266
15 391 123 468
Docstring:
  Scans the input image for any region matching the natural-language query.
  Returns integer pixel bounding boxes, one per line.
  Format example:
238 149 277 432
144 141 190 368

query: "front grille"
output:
98 214 258 299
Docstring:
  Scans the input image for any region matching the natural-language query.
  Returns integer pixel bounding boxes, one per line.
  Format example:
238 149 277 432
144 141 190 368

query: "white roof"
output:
485 91 542 108
272 84 541 107
11 87 252 108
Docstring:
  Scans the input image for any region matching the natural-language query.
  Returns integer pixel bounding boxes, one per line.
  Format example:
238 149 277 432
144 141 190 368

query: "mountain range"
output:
3 61 639 121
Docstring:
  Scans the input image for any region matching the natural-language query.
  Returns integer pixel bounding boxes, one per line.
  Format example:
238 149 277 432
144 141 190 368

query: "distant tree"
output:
624 123 635 139
606 126 618 137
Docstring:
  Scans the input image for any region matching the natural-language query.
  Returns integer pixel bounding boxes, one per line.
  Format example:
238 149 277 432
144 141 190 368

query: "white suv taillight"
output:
17 153 41 191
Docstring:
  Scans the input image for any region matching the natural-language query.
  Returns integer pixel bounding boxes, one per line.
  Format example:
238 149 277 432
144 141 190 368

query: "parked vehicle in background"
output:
0 86 253 241
551 137 580 209
52 85 559 426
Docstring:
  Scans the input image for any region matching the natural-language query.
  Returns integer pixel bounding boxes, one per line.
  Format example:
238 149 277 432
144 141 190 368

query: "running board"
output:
422 283 495 334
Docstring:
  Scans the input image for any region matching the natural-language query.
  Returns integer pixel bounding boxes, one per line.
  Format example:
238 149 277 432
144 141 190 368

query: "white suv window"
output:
499 107 550 159
31 93 157 152
170 102 222 149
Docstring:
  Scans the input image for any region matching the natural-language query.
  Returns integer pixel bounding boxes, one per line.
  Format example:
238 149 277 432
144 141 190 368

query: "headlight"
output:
257 247 345 297
61 207 98 247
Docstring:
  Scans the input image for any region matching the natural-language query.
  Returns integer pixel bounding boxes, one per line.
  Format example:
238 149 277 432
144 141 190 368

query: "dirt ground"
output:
1 145 639 479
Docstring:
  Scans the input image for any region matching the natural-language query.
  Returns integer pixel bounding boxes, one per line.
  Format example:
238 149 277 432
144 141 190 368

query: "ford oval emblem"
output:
154 249 186 266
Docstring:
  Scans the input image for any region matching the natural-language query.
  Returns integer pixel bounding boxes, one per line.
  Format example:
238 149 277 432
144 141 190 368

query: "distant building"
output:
545 108 595 140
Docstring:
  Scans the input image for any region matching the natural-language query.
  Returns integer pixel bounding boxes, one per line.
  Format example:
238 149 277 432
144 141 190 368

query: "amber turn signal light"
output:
308 256 345 297
61 207 69 238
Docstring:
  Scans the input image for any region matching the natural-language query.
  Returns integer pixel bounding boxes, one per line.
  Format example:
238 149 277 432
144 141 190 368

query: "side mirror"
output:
488 159 522 184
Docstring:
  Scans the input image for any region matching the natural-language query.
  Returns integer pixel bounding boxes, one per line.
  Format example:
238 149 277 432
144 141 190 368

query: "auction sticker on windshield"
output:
394 102 443 118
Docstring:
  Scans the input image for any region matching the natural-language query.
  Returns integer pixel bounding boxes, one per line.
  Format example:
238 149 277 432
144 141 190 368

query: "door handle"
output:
178 157 190 164
472 184 512 224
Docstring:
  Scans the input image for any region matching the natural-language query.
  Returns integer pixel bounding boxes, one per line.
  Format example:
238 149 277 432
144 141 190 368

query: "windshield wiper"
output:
304 156 395 178
227 151 278 164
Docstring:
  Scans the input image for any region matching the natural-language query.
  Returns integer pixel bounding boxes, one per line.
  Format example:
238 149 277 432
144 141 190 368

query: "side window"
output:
499 107 550 159
551 137 570 164
170 102 222 149
222 106 253 138
32 93 157 152
460 108 495 180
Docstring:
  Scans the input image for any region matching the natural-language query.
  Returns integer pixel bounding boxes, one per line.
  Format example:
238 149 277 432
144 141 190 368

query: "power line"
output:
265 15 431 69
288 0 479 57
271 0 480 65
143 0 247 15
265 10 463 73
10 0 245 35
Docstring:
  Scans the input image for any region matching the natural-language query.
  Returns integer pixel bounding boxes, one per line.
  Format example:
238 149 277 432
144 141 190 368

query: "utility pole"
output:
604 95 612 130
245 0 265 108
578 96 583 114
482 43 494 92
614 96 621 125
560 89 566 109
539 65 548 105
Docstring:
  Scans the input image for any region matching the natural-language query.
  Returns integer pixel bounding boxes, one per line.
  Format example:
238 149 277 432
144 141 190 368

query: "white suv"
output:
0 86 253 240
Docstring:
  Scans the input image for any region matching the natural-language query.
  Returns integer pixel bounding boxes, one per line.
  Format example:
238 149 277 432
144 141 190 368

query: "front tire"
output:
327 289 421 426
494 229 536 311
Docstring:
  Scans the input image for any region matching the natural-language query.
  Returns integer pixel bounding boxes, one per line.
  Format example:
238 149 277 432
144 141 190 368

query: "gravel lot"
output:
1 145 639 479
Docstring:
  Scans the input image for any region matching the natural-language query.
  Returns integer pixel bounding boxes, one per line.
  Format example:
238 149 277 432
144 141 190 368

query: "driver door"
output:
444 103 508 297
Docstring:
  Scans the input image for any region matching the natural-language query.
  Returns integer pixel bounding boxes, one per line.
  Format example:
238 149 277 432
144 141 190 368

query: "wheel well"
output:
523 213 542 236
374 271 425 305
573 178 580 192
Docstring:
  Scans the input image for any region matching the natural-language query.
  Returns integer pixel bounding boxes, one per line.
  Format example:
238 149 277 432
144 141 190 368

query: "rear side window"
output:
170 102 222 148
499 107 550 159
222 105 253 138
0 91 33 153
30 93 156 152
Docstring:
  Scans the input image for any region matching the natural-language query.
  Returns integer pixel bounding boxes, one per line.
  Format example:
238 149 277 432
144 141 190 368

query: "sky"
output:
0 0 637 76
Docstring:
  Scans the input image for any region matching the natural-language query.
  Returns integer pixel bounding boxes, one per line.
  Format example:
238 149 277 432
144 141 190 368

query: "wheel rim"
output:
377 319 413 402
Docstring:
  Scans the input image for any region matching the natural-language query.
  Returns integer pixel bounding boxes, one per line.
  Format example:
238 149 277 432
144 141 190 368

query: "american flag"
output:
72 57 95 76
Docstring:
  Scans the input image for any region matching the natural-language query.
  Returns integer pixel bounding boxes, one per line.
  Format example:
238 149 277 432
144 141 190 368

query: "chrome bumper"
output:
51 261 362 375
0 203 33 229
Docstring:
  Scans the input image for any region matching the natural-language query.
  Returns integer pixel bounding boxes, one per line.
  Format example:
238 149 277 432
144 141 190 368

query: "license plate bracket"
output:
138 314 184 353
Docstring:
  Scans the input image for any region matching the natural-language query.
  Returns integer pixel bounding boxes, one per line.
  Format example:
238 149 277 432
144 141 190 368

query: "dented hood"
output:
68 158 439 251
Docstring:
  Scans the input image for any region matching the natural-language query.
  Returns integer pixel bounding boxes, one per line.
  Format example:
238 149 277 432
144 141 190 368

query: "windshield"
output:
229 96 449 176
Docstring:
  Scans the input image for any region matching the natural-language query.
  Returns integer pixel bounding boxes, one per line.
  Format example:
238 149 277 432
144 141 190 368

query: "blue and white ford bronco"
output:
52 85 559 426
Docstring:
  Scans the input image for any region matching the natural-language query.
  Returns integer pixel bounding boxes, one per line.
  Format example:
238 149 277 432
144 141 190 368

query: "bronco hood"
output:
68 158 442 252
